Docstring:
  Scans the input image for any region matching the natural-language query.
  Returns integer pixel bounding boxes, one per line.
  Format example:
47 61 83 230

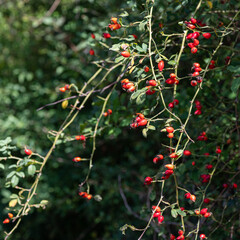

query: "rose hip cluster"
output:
190 63 202 87
184 192 196 202
197 131 208 141
195 208 212 218
146 79 157 95
59 84 70 93
194 100 202 115
103 109 113 117
152 206 164 224
162 164 175 180
209 60 216 69
79 191 92 200
170 230 185 240
168 99 179 109
121 79 135 92
165 73 179 85
3 213 14 224
130 113 148 128
108 17 121 31
185 17 211 54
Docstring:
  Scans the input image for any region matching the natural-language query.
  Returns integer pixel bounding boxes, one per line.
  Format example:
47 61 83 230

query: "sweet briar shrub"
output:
0 0 240 239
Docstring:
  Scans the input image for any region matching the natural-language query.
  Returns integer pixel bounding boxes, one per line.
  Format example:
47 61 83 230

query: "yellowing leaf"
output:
9 199 18 207
206 0 213 9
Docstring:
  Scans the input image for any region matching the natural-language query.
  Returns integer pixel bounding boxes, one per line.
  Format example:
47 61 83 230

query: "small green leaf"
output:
28 165 36 176
136 93 146 105
231 78 240 93
11 175 19 187
16 172 25 178
176 209 187 216
147 125 156 130
6 171 16 179
168 60 176 66
0 163 5 169
171 209 178 218
115 56 124 63
142 128 148 138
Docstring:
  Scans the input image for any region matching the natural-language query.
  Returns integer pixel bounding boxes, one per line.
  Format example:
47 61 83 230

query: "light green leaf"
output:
11 175 19 187
28 165 36 176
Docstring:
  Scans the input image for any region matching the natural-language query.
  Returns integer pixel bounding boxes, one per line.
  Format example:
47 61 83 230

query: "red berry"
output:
216 146 222 154
200 234 206 239
8 213 13 219
138 119 148 127
168 102 174 108
191 47 198 54
132 34 138 39
25 148 32 156
75 135 86 141
192 161 196 166
180 207 185 211
173 99 179 105
167 133 174 138
200 208 208 215
193 39 199 46
153 212 161 218
194 109 202 115
169 153 178 159
59 87 66 93
147 80 157 86
190 194 196 202
170 73 176 79
144 177 153 185
107 109 112 115
157 215 164 223
73 157 81 162
144 66 150 72
233 183 237 189
194 67 202 72
190 18 197 24
204 212 211 218
176 235 185 240
103 33 111 38
166 127 174 133
206 164 213 170
192 71 199 77
170 234 176 240
202 32 211 39
187 23 196 29
188 43 195 48
121 51 130 58
191 80 198 86
3 218 10 224
223 183 228 188
178 230 184 235
89 49 95 55
192 32 200 39
91 33 95 39
193 62 200 68
183 150 191 156
185 192 191 199
165 164 174 170
204 198 210 204
158 60 164 71
146 86 155 95
186 33 193 39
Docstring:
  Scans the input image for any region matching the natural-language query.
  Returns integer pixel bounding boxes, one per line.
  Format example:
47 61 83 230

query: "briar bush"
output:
0 0 240 239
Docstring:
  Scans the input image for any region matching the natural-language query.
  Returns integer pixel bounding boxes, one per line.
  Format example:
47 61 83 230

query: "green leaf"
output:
136 93 146 105
231 78 240 93
0 137 12 146
0 163 5 169
149 191 156 201
171 209 178 218
16 172 25 178
119 11 129 17
28 165 36 176
147 125 156 131
168 60 176 66
110 44 121 51
130 89 145 101
6 171 16 179
176 209 187 216
11 175 19 187
115 56 124 63
142 128 148 138
142 43 148 52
